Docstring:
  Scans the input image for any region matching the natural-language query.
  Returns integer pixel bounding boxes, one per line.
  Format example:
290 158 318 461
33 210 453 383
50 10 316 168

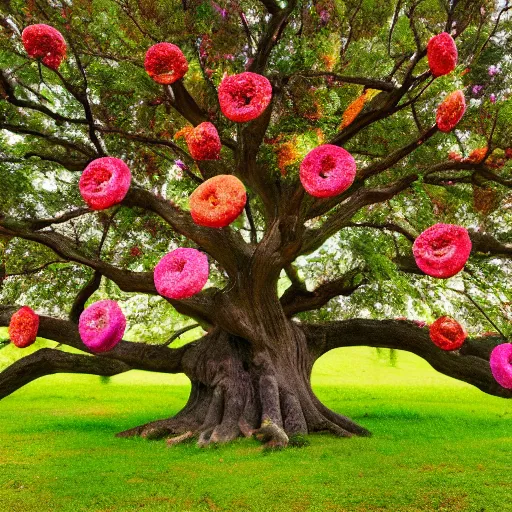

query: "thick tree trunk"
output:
116 324 370 447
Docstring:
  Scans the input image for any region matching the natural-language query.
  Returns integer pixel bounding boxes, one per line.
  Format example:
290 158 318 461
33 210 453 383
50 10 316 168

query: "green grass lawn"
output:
0 342 511 512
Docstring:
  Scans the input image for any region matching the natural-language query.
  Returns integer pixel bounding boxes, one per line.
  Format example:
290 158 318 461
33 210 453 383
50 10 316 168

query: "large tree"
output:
0 0 511 448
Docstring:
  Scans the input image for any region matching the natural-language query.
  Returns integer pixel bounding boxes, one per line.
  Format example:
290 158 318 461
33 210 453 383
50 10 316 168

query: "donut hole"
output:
430 237 452 257
439 323 458 341
207 194 219 207
319 155 337 178
230 88 255 108
88 310 107 330
91 168 112 191
169 258 187 273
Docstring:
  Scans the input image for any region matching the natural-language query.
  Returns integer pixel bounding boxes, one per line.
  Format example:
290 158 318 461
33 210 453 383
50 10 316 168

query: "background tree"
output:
0 0 511 448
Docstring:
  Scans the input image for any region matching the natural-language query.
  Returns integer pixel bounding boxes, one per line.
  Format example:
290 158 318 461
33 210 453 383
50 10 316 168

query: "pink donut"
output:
427 33 458 78
79 157 131 210
218 72 272 122
300 144 356 198
413 223 472 278
144 43 189 84
78 300 126 353
154 248 209 300
489 344 512 389
22 24 66 70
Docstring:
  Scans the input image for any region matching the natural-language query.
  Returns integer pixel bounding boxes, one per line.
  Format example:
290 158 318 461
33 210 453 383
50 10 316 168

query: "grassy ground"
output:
0 341 511 512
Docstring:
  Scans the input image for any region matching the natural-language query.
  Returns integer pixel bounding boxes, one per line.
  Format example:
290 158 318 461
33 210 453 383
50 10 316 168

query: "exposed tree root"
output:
253 419 289 449
116 330 371 449
117 374 370 448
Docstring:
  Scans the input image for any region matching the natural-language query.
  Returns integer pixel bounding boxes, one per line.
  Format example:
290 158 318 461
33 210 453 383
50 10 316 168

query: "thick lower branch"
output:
304 319 512 399
0 348 130 400
0 306 191 374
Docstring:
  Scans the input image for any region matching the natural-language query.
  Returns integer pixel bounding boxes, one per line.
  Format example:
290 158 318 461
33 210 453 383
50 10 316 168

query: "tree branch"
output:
0 70 88 125
290 72 396 92
0 306 193 375
18 208 92 230
0 223 216 324
1 260 68 278
0 122 96 157
122 187 251 277
258 0 281 15
249 0 297 74
345 222 415 242
166 323 200 346
304 319 511 398
69 270 102 323
0 348 131 400
281 268 366 316
301 175 419 255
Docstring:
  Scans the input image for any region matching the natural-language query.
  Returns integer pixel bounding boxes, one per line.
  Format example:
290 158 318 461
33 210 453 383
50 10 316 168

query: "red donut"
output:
144 43 189 85
489 343 512 389
218 72 272 122
299 144 356 198
79 157 131 210
427 33 458 78
429 316 466 351
22 24 66 70
8 306 39 348
185 122 221 160
436 90 466 133
154 248 209 300
189 175 246 228
78 300 126 353
413 223 472 278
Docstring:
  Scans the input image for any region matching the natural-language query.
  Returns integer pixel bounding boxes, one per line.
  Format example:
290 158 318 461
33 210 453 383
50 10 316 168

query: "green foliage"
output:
1 0 511 341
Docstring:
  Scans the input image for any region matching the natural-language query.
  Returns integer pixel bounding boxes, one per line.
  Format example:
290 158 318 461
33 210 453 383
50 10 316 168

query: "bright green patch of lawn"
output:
0 345 510 512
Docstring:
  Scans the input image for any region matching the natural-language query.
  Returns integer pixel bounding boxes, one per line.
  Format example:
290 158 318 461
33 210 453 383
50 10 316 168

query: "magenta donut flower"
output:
427 32 458 78
299 144 356 198
218 72 272 122
429 316 466 351
154 248 209 300
436 90 466 133
79 157 131 210
22 24 66 70
144 43 188 85
490 343 512 389
189 175 246 228
9 306 39 348
78 300 126 353
413 223 472 278
186 122 221 160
